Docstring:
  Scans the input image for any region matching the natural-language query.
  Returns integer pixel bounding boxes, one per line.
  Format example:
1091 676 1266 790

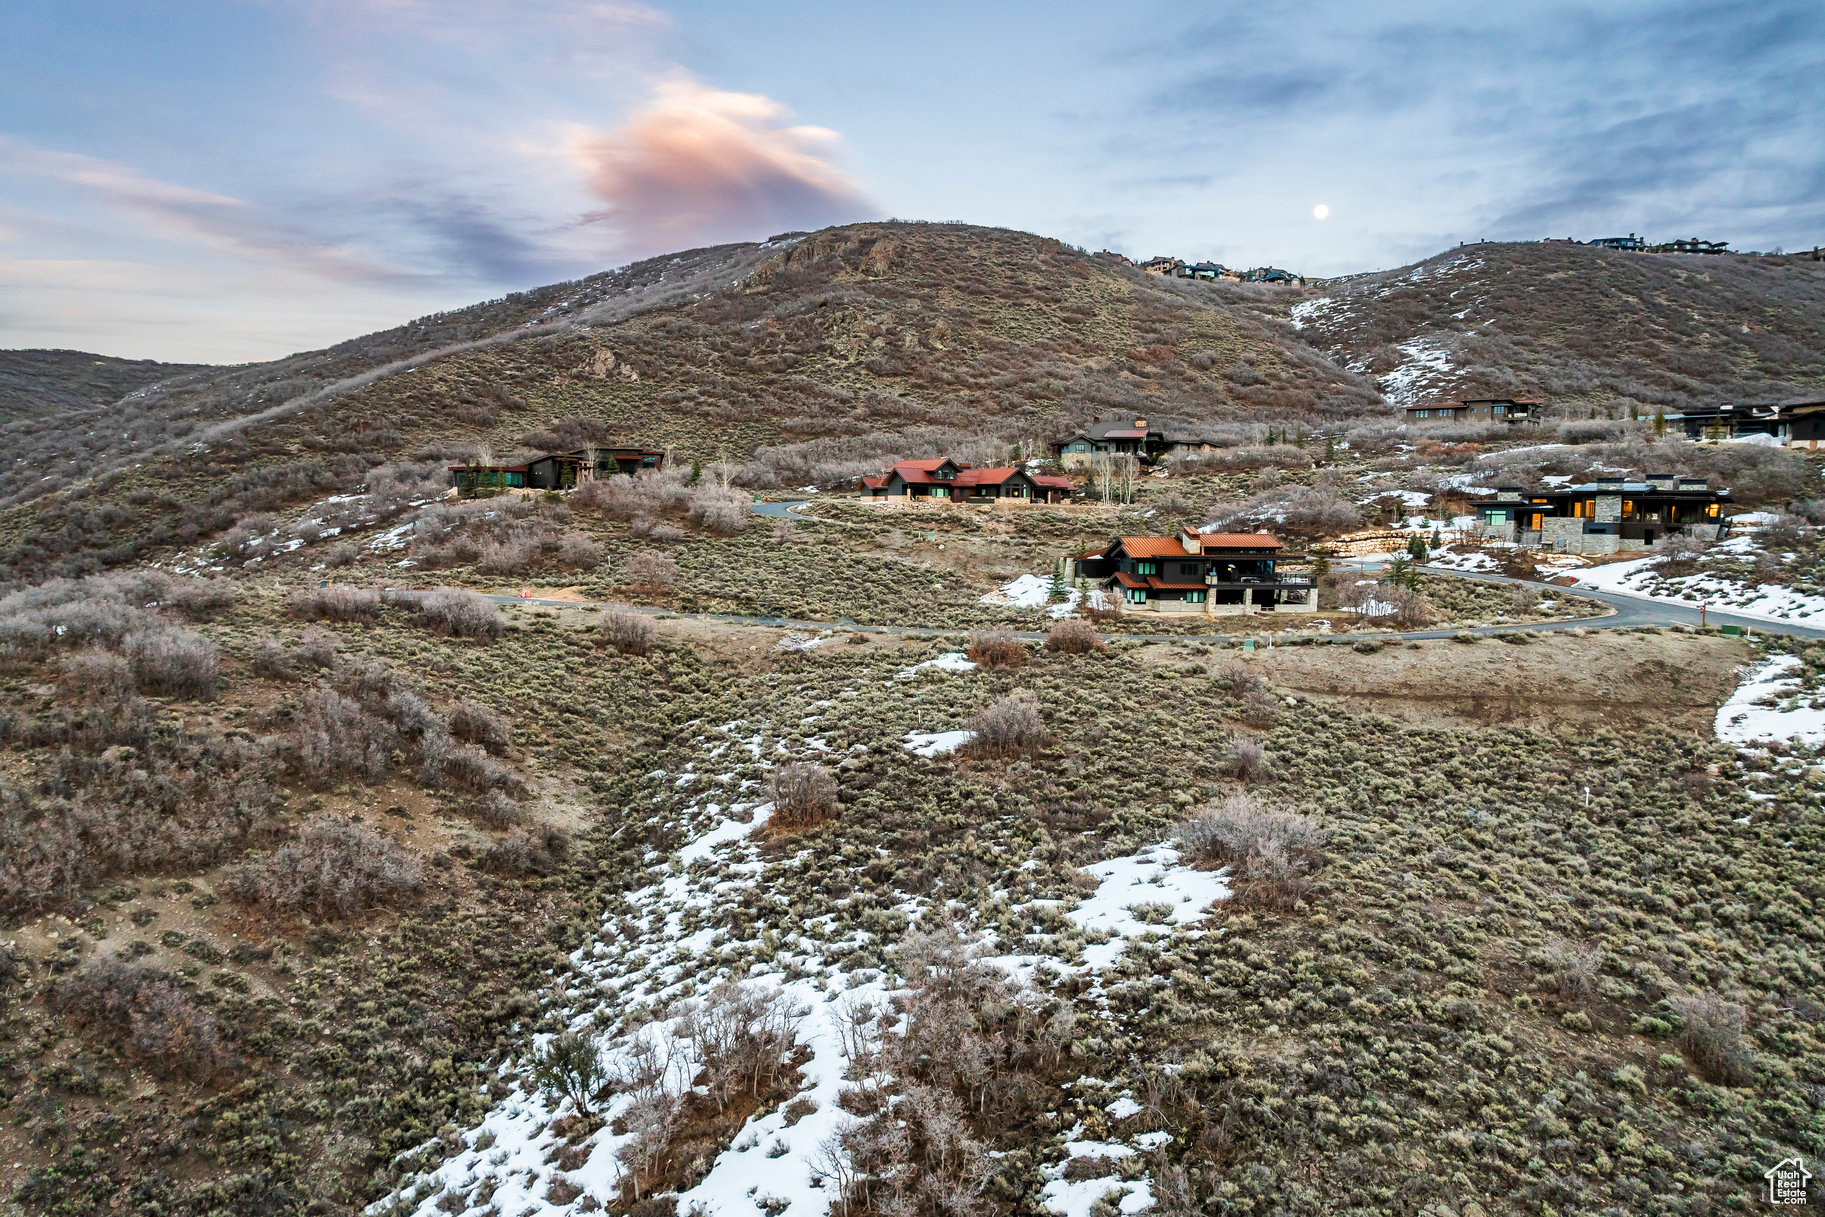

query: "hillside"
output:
0 349 214 421
1290 242 1825 413
0 224 1382 581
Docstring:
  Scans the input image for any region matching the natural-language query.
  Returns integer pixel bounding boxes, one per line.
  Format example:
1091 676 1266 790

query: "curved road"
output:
471 503 1824 643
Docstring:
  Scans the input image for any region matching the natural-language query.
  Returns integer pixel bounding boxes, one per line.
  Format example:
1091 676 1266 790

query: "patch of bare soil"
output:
1229 631 1748 731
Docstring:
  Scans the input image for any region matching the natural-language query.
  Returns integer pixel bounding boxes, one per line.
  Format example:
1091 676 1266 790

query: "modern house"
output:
1664 399 1825 447
860 458 1074 504
1171 262 1226 281
1403 398 1541 424
1587 234 1646 251
1139 257 1182 276
1073 528 1317 615
1051 417 1235 466
1468 476 1731 553
1242 267 1302 284
1651 237 1730 254
449 446 667 495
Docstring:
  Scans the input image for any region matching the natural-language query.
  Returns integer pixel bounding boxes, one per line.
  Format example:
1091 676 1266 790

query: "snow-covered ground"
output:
1376 337 1456 407
1066 844 1230 970
982 574 1081 618
1570 536 1825 625
903 729 974 757
374 664 1229 1217
1427 550 1500 572
1716 656 1825 748
897 652 977 678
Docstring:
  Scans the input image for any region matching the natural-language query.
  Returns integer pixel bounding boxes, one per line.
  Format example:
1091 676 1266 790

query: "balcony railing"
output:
1205 575 1315 590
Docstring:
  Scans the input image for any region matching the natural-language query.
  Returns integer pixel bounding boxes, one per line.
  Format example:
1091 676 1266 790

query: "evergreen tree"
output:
1294 427 1307 448
1654 412 1668 438
1323 437 1336 463
1407 534 1428 562
1387 552 1418 590
1311 547 1331 578
689 458 703 486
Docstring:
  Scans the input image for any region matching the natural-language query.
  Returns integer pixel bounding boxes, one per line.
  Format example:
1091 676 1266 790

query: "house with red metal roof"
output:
1073 527 1316 615
861 458 1075 504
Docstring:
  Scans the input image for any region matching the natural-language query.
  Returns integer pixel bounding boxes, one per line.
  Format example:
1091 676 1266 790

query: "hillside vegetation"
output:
0 224 1381 582
1291 242 1825 414
0 350 213 422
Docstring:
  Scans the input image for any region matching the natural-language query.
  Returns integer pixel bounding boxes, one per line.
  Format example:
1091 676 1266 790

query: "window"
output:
1186 590 1206 603
1494 404 1507 415
1135 561 1159 575
1705 502 1719 518
1127 587 1148 603
1622 499 1635 517
1180 562 1201 577
1415 409 1428 419
930 486 949 498
1482 509 1507 526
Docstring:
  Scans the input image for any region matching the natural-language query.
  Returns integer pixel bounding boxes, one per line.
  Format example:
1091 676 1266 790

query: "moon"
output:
1313 203 1330 220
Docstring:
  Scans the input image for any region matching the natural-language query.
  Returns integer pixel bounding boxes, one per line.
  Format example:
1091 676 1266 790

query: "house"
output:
1651 237 1730 254
1664 399 1825 447
1468 475 1731 554
1587 234 1646 251
1073 528 1317 615
1404 398 1542 424
1094 250 1134 266
860 458 1074 504
1171 262 1226 281
1139 257 1182 276
1242 267 1302 284
1051 418 1166 466
448 446 666 495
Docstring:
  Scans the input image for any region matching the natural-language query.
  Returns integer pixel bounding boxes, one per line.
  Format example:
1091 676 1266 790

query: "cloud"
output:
566 79 872 256
0 135 411 285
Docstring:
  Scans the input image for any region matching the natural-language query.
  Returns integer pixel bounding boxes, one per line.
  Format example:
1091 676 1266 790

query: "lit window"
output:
1706 503 1719 518
1135 561 1159 575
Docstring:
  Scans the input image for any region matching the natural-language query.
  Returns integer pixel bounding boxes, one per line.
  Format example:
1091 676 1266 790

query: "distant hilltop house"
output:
448 446 666 495
1651 237 1730 254
1140 256 1182 275
860 458 1074 504
1049 418 1224 467
1586 234 1647 251
1094 250 1135 266
1665 399 1825 448
1241 267 1303 285
1404 397 1541 424
1171 261 1227 281
1469 476 1730 554
1072 528 1317 615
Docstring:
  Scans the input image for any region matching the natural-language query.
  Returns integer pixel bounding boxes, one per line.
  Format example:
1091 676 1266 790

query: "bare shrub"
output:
555 531 602 569
1674 995 1755 1086
449 699 510 754
124 628 219 699
60 648 135 704
475 789 522 828
967 627 1027 670
292 686 396 784
480 824 571 876
965 692 1045 759
1379 585 1435 630
1652 531 1711 577
226 813 422 919
1175 792 1327 909
1211 656 1263 695
287 585 380 623
687 487 751 536
601 606 656 655
438 741 526 797
682 982 805 1115
625 550 679 591
1240 687 1282 726
1508 582 1543 614
476 537 539 575
1043 618 1104 654
768 762 839 828
49 958 227 1081
1223 733 1272 781
414 588 504 640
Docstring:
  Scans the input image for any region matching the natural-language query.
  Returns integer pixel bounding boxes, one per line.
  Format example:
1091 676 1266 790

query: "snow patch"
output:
1717 656 1825 748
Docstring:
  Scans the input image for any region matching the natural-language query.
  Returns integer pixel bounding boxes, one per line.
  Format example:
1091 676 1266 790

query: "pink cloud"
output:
569 79 872 255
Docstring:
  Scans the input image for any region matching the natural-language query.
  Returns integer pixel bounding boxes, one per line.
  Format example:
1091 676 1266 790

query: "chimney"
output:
1133 418 1149 429
1181 527 1200 554
1090 416 1100 425
1646 472 1676 490
1495 486 1523 502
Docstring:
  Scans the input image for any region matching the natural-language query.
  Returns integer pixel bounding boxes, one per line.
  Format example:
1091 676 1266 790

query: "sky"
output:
3 0 1822 363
